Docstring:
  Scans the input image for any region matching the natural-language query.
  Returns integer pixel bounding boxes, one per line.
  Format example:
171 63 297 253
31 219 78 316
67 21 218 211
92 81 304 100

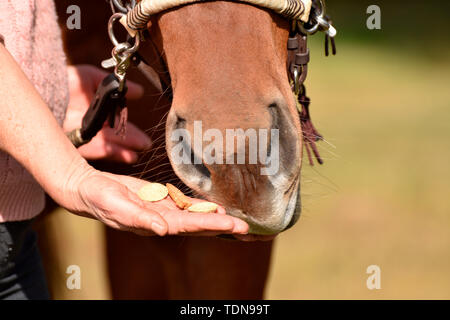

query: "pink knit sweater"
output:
0 0 69 222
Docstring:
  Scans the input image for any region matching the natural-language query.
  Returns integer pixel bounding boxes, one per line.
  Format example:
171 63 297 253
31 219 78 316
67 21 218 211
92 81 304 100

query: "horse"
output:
46 0 311 299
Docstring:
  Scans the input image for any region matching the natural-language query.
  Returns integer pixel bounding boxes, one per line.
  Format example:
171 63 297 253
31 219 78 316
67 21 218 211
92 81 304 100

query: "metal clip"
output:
110 0 136 13
112 43 133 91
67 74 128 147
103 12 141 91
298 0 337 38
107 13 140 54
293 68 300 95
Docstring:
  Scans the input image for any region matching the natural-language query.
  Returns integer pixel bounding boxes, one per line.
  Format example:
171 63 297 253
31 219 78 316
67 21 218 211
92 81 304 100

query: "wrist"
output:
54 156 96 214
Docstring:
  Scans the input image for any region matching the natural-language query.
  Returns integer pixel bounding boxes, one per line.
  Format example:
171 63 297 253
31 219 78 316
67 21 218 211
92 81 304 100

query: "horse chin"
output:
220 177 301 236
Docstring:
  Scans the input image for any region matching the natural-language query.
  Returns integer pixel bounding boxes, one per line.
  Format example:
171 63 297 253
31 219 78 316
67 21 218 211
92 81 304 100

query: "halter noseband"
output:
120 0 312 36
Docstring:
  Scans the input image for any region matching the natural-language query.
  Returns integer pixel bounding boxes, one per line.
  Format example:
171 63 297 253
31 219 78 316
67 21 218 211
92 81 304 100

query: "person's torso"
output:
0 0 69 222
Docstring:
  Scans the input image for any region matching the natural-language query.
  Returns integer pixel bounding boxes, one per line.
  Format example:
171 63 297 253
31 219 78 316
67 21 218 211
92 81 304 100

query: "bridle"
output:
67 0 337 166
286 1 336 164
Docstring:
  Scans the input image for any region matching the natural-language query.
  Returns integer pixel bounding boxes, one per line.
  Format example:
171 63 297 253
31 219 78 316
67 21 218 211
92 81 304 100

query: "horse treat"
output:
137 183 169 202
166 183 192 209
187 202 219 213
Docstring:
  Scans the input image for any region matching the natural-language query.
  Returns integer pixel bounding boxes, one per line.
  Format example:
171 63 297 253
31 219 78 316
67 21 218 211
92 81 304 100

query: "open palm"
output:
71 170 249 237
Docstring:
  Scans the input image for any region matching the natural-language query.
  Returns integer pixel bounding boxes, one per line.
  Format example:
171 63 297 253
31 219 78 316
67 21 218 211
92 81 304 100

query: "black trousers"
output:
0 219 49 300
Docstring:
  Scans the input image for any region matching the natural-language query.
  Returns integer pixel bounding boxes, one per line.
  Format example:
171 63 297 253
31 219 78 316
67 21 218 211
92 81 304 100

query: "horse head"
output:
142 1 307 234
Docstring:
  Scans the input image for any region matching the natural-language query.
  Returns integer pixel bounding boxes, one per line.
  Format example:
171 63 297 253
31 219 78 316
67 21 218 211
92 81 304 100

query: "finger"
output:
100 142 139 163
227 216 248 234
125 208 168 236
105 175 248 235
113 187 168 236
164 212 249 235
104 176 178 213
124 122 152 149
100 123 151 151
187 197 227 215
79 64 109 89
106 145 139 163
82 174 168 236
105 174 150 194
167 212 234 234
126 80 144 99
76 65 144 100
216 205 226 215
80 140 139 163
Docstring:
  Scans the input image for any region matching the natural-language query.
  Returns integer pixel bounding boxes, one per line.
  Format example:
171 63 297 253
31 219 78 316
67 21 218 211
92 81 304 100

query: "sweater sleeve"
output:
0 0 69 222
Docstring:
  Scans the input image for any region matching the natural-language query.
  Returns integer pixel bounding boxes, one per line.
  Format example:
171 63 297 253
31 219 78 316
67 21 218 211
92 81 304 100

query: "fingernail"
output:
234 220 249 234
151 222 167 236
126 153 139 163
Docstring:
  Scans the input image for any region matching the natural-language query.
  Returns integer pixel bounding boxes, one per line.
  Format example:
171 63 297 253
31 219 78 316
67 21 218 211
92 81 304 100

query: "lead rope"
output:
288 0 336 165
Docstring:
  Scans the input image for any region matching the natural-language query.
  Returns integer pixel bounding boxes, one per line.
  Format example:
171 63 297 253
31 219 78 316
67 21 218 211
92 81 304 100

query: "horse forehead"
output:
155 2 289 64
152 2 292 118
153 3 289 85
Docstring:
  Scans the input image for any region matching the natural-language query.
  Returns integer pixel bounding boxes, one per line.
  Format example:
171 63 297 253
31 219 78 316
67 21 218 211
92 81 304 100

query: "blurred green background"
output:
40 0 450 300
268 0 450 299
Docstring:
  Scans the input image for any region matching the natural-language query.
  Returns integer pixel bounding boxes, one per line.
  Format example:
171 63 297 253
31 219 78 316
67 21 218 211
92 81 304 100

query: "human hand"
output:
64 64 151 163
62 165 249 237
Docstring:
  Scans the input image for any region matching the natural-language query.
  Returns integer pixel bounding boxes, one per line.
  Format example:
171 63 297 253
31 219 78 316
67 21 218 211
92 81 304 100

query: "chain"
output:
102 2 140 92
109 0 136 13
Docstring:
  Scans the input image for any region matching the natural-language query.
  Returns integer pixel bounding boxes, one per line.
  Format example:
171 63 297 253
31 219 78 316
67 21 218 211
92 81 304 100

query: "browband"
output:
120 0 312 36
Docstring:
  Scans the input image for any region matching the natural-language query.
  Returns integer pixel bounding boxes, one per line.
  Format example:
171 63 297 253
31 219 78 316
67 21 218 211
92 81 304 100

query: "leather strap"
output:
287 32 323 165
132 53 163 92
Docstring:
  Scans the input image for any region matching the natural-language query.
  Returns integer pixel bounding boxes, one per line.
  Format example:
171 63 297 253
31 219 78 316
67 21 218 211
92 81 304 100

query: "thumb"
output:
84 64 144 99
74 65 143 100
118 186 168 236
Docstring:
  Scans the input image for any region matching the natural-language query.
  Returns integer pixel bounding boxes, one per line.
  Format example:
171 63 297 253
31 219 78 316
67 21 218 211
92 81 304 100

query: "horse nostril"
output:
265 102 283 159
180 151 212 191
168 120 212 191
268 102 281 130
175 115 186 129
190 150 211 179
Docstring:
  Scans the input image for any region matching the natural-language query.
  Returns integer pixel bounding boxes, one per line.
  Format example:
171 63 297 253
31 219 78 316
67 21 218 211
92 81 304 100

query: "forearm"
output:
0 43 92 208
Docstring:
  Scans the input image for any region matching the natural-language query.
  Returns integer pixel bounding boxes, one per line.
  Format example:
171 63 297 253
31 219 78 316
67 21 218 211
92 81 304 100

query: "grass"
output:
266 39 450 299
45 41 450 300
